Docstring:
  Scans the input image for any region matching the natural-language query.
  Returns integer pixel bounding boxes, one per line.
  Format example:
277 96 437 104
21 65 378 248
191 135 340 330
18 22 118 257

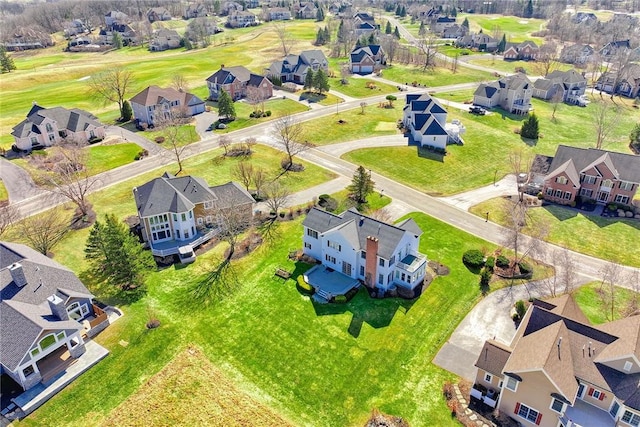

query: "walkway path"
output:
438 175 518 210
0 157 44 202
106 126 165 156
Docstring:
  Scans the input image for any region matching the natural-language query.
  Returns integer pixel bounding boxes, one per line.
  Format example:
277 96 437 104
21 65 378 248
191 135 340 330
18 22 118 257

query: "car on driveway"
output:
469 106 486 115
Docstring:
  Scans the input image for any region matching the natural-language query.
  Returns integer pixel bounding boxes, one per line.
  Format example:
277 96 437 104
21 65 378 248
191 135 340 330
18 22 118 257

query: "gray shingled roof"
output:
0 242 92 371
548 145 640 184
11 104 103 138
302 207 422 260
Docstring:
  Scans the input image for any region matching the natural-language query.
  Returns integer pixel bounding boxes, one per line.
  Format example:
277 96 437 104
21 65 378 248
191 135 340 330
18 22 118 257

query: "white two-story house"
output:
302 208 428 295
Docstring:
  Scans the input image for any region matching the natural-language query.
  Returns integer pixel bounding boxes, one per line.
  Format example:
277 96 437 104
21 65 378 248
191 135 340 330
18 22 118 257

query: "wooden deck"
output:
37 346 76 384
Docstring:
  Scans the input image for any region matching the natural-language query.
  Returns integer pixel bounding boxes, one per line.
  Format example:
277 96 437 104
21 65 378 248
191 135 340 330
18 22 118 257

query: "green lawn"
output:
438 44 473 58
466 58 574 75
16 207 506 427
0 179 8 203
461 14 546 44
298 90 344 106
0 21 328 150
574 282 640 324
381 63 493 87
210 98 310 133
144 124 200 148
469 198 640 268
330 76 399 98
12 143 142 178
301 104 402 145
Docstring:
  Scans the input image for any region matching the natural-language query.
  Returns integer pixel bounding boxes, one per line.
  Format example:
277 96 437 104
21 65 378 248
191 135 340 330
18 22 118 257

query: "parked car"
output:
469 106 486 115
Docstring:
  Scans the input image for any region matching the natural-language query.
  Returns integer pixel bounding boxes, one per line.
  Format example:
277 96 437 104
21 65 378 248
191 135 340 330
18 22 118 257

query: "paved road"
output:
0 157 45 202
439 175 518 210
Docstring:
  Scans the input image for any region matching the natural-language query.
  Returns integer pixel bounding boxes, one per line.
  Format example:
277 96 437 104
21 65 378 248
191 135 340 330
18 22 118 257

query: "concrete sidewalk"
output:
438 175 518 211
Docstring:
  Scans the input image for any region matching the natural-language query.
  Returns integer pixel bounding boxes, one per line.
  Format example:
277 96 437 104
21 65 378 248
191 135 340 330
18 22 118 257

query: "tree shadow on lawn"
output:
312 287 417 338
542 204 640 230
299 91 327 103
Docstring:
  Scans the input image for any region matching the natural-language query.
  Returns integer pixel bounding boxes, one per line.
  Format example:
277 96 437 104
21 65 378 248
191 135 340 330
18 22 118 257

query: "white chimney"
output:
9 263 27 287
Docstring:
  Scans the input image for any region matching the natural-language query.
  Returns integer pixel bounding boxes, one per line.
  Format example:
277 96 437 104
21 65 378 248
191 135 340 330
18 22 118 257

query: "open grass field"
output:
381 63 493 87
0 21 329 150
16 208 502 427
0 180 8 203
301 103 402 145
12 142 142 178
461 14 547 44
330 75 399 98
469 197 640 268
298 90 344 106
574 282 639 324
210 98 310 133
341 92 636 197
103 346 297 427
144 124 200 147
466 58 575 75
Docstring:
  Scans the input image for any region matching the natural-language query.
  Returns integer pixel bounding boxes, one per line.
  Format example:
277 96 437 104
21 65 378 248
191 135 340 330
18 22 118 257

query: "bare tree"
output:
246 85 267 114
155 114 191 175
219 135 232 156
272 115 308 171
359 101 367 114
16 208 69 256
501 197 549 268
0 204 19 238
263 180 291 217
34 141 98 220
232 162 253 191
172 74 189 92
621 269 640 317
605 49 634 103
557 248 578 295
88 67 133 119
379 34 398 65
273 21 294 56
532 42 561 77
598 261 623 321
252 167 268 200
550 89 564 121
419 32 439 71
590 99 619 149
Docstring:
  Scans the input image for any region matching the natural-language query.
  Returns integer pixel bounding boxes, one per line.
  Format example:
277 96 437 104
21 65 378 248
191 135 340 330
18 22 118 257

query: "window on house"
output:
583 175 597 184
181 213 187 221
328 241 341 251
602 179 613 188
361 251 366 259
189 211 193 219
378 274 384 285
610 401 620 418
505 376 518 392
580 188 593 197
359 266 365 276
30 137 38 145
516 403 541 425
379 258 385 267
550 398 564 413
615 195 630 205
89 130 96 138
546 188 554 196
197 217 203 226
564 192 572 200
588 387 605 401
556 176 568 185
46 123 53 132
619 181 634 191
624 361 633 372
184 230 189 239
23 365 35 378
304 242 311 249
204 201 214 209
325 254 336 264
499 380 503 389
48 133 56 142
56 331 65 341
39 334 57 350
555 189 562 198
173 213 178 221
484 373 492 383
30 348 40 358
205 216 212 224
622 410 640 427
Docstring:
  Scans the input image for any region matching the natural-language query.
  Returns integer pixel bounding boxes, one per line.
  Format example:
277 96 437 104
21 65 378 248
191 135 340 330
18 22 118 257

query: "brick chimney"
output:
47 294 69 321
364 236 378 288
9 263 27 287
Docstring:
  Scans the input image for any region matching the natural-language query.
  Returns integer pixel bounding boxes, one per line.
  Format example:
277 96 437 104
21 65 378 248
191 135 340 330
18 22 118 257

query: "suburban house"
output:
599 39 631 59
206 66 273 101
133 173 254 262
98 23 138 46
349 44 386 74
403 93 465 150
473 73 532 115
149 29 181 51
559 44 595 65
268 49 328 84
221 1 244 16
538 145 640 206
130 86 205 127
184 3 207 19
266 7 292 21
473 294 640 427
147 7 172 22
595 64 640 99
456 33 498 51
63 19 90 38
442 24 466 39
104 10 129 27
246 0 260 8
571 11 598 24
532 69 588 105
294 2 317 19
301 207 428 299
226 11 257 28
11 103 105 151
503 40 539 61
0 241 110 398
352 12 378 36
429 16 456 34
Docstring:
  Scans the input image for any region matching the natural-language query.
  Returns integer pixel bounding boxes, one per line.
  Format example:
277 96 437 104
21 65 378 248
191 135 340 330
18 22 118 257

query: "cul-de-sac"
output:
1 1 639 426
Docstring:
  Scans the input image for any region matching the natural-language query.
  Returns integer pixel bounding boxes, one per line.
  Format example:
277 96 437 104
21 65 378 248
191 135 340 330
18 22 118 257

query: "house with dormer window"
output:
473 73 532 115
11 103 105 151
130 86 205 126
473 294 640 427
540 145 640 206
206 66 273 101
133 173 254 263
301 208 427 300
268 49 328 84
0 242 110 402
402 93 465 150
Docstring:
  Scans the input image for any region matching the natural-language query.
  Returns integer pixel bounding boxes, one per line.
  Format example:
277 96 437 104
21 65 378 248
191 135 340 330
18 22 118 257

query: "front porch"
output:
560 398 615 427
304 265 360 302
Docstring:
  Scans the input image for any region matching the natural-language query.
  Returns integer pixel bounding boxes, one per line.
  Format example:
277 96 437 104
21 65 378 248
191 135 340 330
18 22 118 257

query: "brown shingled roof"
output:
475 339 512 376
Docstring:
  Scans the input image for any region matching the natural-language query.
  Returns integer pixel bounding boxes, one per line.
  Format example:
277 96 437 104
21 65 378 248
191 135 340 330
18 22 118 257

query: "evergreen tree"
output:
393 26 401 39
337 19 346 43
629 123 640 152
450 6 457 17
355 37 363 48
520 113 539 139
385 21 392 34
462 17 469 29
217 89 236 120
400 5 407 17
304 69 314 91
497 34 507 53
322 26 330 42
316 6 324 21
315 28 325 45
85 214 155 294
395 4 402 16
121 100 133 121
313 68 329 94
347 165 375 205
368 32 377 45
0 46 16 73
524 0 533 18
112 32 123 49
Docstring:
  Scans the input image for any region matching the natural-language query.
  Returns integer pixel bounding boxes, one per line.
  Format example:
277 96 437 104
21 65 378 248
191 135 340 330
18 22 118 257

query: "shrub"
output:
515 300 527 319
318 194 330 202
265 110 272 116
480 267 492 287
496 255 510 268
154 136 165 143
485 256 495 271
537 192 544 199
334 295 347 303
462 249 484 268
607 203 618 211
296 275 314 293
518 262 532 275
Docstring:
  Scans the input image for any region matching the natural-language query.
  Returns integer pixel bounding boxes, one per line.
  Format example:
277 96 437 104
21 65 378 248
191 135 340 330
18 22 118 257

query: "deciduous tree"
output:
88 67 133 120
590 100 618 149
17 208 69 256
0 205 18 238
272 114 307 170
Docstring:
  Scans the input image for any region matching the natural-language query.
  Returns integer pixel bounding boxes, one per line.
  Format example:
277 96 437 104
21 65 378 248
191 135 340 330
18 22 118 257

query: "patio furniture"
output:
275 268 291 279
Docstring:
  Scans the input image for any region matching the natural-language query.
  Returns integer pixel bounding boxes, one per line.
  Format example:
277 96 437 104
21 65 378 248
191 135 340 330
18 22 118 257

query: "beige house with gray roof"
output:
473 73 532 115
473 294 640 427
